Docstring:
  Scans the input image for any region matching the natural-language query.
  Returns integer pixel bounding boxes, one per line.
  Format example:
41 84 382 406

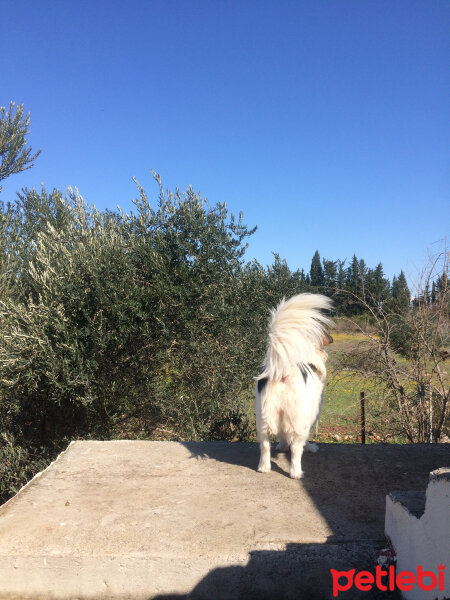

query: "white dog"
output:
255 293 333 479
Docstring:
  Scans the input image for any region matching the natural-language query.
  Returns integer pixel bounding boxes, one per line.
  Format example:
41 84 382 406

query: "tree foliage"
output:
0 178 271 449
0 102 41 190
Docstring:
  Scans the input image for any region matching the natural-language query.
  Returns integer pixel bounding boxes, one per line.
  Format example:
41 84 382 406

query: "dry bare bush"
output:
335 247 449 443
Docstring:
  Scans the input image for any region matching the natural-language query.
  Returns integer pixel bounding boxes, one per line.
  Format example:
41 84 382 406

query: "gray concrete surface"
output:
0 441 448 599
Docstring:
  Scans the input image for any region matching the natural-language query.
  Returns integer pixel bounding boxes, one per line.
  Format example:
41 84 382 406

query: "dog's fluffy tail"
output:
258 293 333 382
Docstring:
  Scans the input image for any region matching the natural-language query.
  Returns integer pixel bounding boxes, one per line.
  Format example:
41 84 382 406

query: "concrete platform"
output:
0 441 448 599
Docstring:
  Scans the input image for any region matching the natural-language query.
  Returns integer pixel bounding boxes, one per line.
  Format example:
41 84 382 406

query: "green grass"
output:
319 375 362 441
315 332 409 444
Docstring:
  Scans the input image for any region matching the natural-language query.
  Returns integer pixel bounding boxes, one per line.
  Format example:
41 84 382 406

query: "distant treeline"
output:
269 249 411 316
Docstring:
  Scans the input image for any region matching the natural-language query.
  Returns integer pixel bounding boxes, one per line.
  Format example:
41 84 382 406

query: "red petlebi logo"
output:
331 563 445 597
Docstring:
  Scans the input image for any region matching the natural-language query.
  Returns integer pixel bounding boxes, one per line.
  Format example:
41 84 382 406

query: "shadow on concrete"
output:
152 542 400 600
182 441 258 471
299 443 450 543
176 442 448 599
182 440 291 478
182 441 450 543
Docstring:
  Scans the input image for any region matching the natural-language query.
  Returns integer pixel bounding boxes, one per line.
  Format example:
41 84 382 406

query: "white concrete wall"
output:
385 467 450 600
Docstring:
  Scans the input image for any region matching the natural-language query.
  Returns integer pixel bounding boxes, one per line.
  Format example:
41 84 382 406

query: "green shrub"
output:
0 433 52 504
0 177 283 451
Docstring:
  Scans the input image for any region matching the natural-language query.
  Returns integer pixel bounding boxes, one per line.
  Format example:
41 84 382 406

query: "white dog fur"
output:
255 293 333 479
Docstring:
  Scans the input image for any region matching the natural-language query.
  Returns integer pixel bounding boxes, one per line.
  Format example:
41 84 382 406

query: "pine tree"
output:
345 254 363 301
333 259 347 313
431 281 437 304
310 250 324 287
391 270 410 312
373 262 390 302
323 258 337 289
358 258 367 284
336 260 346 289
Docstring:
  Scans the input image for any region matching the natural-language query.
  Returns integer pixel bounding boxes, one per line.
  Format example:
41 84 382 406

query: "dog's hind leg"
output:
255 380 271 473
289 439 306 479
257 433 271 473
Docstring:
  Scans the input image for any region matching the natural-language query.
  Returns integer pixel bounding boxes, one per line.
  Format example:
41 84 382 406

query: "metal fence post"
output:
360 391 366 444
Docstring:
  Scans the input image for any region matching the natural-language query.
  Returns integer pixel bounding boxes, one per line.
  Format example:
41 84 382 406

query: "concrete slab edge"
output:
0 440 77 514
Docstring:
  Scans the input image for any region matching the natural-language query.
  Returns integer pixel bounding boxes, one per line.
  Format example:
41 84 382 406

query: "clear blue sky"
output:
1 0 449 285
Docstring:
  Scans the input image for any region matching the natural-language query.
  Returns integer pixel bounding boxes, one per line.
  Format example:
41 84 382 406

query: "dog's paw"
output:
289 466 304 479
257 461 271 473
305 442 319 453
276 441 289 452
